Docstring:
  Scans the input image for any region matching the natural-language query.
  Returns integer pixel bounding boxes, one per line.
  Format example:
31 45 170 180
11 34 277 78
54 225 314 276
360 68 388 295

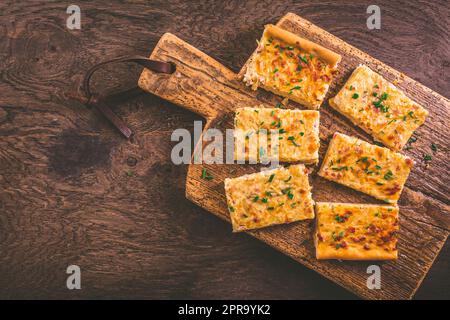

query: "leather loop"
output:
81 56 175 138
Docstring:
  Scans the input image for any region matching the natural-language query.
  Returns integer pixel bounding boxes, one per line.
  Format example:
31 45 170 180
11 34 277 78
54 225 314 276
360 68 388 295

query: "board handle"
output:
138 33 258 121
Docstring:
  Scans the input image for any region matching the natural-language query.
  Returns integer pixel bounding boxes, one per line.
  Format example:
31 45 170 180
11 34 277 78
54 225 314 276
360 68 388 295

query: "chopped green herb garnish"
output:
228 206 235 212
299 132 304 136
356 156 369 163
265 191 273 197
383 170 394 180
376 182 384 186
299 55 308 64
262 197 268 203
284 176 292 182
268 174 275 182
201 168 214 180
408 136 417 144
431 143 438 152
332 166 348 171
387 119 396 125
267 207 275 210
273 68 279 74
253 196 259 202
424 154 432 161
349 85 354 90
352 93 359 99
281 187 292 194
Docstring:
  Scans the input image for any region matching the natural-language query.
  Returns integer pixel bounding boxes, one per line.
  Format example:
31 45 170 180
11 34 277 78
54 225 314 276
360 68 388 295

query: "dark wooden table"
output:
0 0 448 299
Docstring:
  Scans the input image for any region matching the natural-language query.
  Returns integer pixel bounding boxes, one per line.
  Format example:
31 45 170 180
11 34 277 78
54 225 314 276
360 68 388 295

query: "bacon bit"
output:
347 227 356 234
381 235 392 243
321 74 330 82
312 71 318 81
253 217 259 223
363 244 371 250
317 233 324 242
405 158 413 167
385 184 401 195
335 241 347 249
351 236 366 243
367 224 381 234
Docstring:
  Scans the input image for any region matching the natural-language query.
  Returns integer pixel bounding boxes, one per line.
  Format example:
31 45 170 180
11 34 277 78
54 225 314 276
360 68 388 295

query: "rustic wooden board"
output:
142 13 449 299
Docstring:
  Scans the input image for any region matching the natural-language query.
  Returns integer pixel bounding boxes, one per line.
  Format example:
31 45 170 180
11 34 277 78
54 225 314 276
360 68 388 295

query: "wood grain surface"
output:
138 13 449 299
0 0 448 299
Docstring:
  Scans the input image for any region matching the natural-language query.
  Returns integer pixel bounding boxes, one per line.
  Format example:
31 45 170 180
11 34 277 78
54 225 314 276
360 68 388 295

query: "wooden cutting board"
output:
138 12 449 300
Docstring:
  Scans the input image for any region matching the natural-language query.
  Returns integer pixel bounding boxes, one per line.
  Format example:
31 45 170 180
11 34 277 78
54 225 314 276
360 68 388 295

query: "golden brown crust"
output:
264 24 341 68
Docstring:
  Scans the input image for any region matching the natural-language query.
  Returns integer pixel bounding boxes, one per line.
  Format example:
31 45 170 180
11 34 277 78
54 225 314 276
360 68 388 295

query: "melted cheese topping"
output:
329 65 428 151
318 132 413 203
234 107 320 163
315 203 398 260
224 165 314 232
243 31 336 109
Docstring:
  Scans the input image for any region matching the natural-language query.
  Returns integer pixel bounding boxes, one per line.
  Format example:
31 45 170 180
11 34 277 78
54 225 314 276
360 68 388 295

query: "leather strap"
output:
81 56 175 138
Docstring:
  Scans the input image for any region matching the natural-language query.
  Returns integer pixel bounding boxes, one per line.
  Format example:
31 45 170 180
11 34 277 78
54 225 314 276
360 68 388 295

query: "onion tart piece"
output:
224 165 314 232
329 65 428 151
318 132 414 204
243 24 341 109
234 106 320 164
315 202 399 260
